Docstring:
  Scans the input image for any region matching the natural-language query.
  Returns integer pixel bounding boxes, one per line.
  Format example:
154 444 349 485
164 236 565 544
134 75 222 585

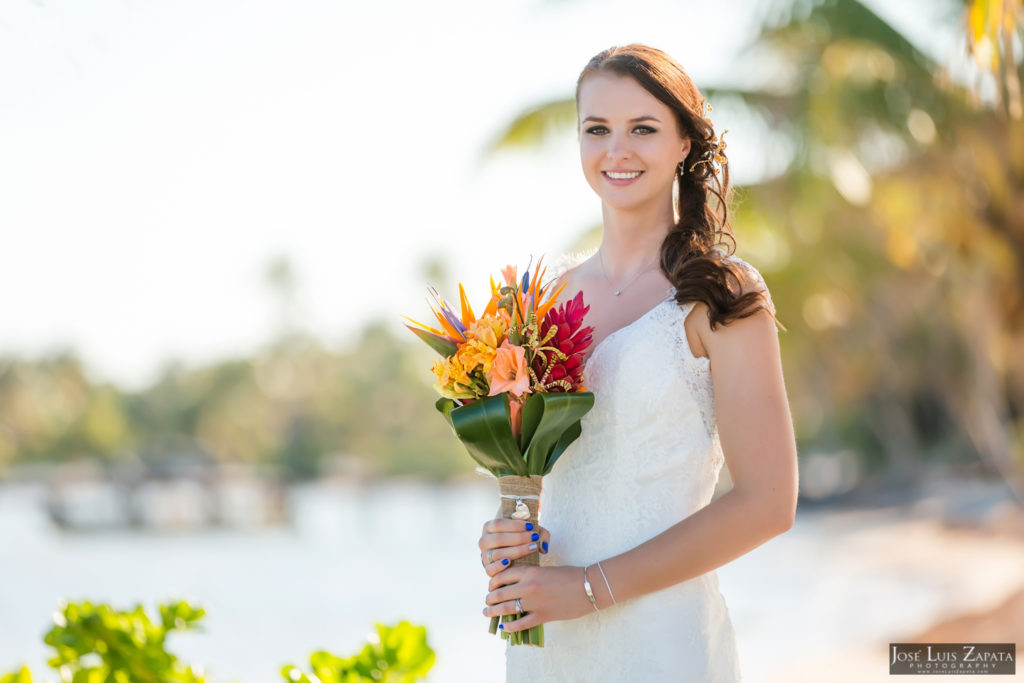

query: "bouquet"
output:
403 255 594 646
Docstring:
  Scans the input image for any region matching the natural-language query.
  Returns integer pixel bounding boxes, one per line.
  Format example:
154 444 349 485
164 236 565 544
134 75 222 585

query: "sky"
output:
0 0 975 391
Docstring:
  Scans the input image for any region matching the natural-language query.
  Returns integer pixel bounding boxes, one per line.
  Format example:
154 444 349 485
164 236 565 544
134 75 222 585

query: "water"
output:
1 480 1017 682
2 479 508 682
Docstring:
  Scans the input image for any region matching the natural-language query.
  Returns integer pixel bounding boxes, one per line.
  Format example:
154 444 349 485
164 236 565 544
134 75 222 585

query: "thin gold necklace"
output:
597 249 660 296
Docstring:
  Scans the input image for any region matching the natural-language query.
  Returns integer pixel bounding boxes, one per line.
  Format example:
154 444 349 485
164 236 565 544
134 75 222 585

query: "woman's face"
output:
577 72 690 212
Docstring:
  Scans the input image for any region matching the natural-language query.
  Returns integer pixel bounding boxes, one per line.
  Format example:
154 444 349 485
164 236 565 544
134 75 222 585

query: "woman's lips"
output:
602 170 644 186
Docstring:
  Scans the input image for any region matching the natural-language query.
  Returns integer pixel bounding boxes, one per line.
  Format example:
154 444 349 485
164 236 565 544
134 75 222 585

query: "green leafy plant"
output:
280 621 435 683
42 599 207 683
0 667 32 683
2 601 434 683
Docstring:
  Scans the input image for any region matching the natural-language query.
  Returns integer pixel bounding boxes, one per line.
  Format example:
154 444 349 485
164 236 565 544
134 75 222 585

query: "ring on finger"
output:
515 597 523 614
487 549 494 563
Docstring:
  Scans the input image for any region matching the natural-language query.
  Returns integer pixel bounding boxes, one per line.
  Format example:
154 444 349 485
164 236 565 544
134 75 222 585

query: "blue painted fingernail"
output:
502 558 509 565
525 522 534 531
499 623 504 630
542 541 549 552
531 532 539 541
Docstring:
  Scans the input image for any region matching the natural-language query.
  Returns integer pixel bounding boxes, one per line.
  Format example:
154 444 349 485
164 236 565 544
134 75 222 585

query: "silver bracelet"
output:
596 561 617 605
582 565 599 611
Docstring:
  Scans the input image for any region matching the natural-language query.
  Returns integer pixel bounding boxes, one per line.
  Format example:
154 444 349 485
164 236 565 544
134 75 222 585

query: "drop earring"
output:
672 163 681 223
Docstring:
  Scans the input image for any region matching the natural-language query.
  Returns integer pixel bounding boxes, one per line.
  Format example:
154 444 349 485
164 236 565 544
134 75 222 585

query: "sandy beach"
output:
767 478 1024 682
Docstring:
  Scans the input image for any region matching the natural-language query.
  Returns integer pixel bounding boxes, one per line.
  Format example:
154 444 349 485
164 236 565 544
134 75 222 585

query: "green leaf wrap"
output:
520 392 594 475
436 394 526 476
435 392 594 477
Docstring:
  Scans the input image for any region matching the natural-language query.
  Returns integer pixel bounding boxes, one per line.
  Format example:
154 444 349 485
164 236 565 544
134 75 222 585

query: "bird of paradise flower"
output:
403 256 565 360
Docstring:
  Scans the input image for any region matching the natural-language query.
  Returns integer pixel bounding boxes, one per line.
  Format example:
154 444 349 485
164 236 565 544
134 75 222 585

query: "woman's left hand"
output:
483 565 596 633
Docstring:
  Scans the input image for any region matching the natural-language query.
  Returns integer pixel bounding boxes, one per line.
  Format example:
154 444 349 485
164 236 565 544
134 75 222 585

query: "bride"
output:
477 43 799 681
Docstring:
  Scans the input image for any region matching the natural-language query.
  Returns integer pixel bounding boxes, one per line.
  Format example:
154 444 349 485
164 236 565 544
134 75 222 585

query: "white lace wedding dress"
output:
504 248 775 682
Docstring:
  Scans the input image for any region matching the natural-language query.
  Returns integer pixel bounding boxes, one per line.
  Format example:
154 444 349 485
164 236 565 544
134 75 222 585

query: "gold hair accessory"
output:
687 96 728 176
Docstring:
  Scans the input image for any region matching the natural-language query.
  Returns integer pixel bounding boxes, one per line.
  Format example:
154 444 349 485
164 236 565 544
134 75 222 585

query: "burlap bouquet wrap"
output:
498 474 543 567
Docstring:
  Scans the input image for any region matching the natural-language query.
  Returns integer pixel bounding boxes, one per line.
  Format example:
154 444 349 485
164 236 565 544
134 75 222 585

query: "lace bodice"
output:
503 248 774 682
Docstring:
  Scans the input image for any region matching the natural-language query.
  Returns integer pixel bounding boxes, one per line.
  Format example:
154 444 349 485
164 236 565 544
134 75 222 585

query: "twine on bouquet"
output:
497 474 543 568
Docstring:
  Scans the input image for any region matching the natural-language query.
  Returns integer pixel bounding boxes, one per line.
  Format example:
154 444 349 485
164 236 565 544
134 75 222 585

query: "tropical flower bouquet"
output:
403 255 594 647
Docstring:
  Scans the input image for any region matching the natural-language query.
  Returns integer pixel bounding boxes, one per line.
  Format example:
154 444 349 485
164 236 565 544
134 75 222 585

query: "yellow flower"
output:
457 339 497 376
432 355 474 399
431 358 449 384
465 314 507 349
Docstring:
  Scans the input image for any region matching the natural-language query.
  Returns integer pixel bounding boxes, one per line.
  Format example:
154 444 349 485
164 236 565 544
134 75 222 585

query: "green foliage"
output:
3 602 434 683
0 321 470 481
437 392 593 477
0 667 32 683
965 0 1023 119
42 600 207 683
281 621 435 683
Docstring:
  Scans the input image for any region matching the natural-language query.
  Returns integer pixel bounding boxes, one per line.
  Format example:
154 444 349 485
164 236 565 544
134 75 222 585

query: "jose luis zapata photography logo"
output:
890 643 1016 675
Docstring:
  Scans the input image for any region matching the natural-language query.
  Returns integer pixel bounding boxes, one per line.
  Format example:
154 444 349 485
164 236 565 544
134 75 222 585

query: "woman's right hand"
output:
478 516 550 576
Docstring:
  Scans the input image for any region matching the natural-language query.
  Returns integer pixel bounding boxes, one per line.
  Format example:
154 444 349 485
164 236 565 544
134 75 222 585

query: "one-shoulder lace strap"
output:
723 252 776 316
543 247 597 286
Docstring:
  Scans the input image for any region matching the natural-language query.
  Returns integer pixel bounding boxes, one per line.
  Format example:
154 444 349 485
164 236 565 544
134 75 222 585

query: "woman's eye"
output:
584 125 656 135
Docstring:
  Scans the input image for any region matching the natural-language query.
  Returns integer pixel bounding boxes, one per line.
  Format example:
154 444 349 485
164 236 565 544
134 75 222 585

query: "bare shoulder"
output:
549 256 593 296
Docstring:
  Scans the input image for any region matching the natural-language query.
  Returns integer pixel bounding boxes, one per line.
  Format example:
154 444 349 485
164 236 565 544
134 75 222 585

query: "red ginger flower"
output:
532 290 593 392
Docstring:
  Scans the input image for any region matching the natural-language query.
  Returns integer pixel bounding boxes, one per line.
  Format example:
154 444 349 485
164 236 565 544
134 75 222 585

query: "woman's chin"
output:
595 192 656 213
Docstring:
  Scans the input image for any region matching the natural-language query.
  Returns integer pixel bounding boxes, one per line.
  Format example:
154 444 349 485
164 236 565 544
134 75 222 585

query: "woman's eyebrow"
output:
581 115 661 123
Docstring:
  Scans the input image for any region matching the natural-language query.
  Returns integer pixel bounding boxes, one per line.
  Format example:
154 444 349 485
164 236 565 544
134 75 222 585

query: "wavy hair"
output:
575 43 781 331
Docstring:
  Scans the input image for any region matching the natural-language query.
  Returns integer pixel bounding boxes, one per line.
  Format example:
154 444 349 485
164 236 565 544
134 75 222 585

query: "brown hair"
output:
576 44 782 331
